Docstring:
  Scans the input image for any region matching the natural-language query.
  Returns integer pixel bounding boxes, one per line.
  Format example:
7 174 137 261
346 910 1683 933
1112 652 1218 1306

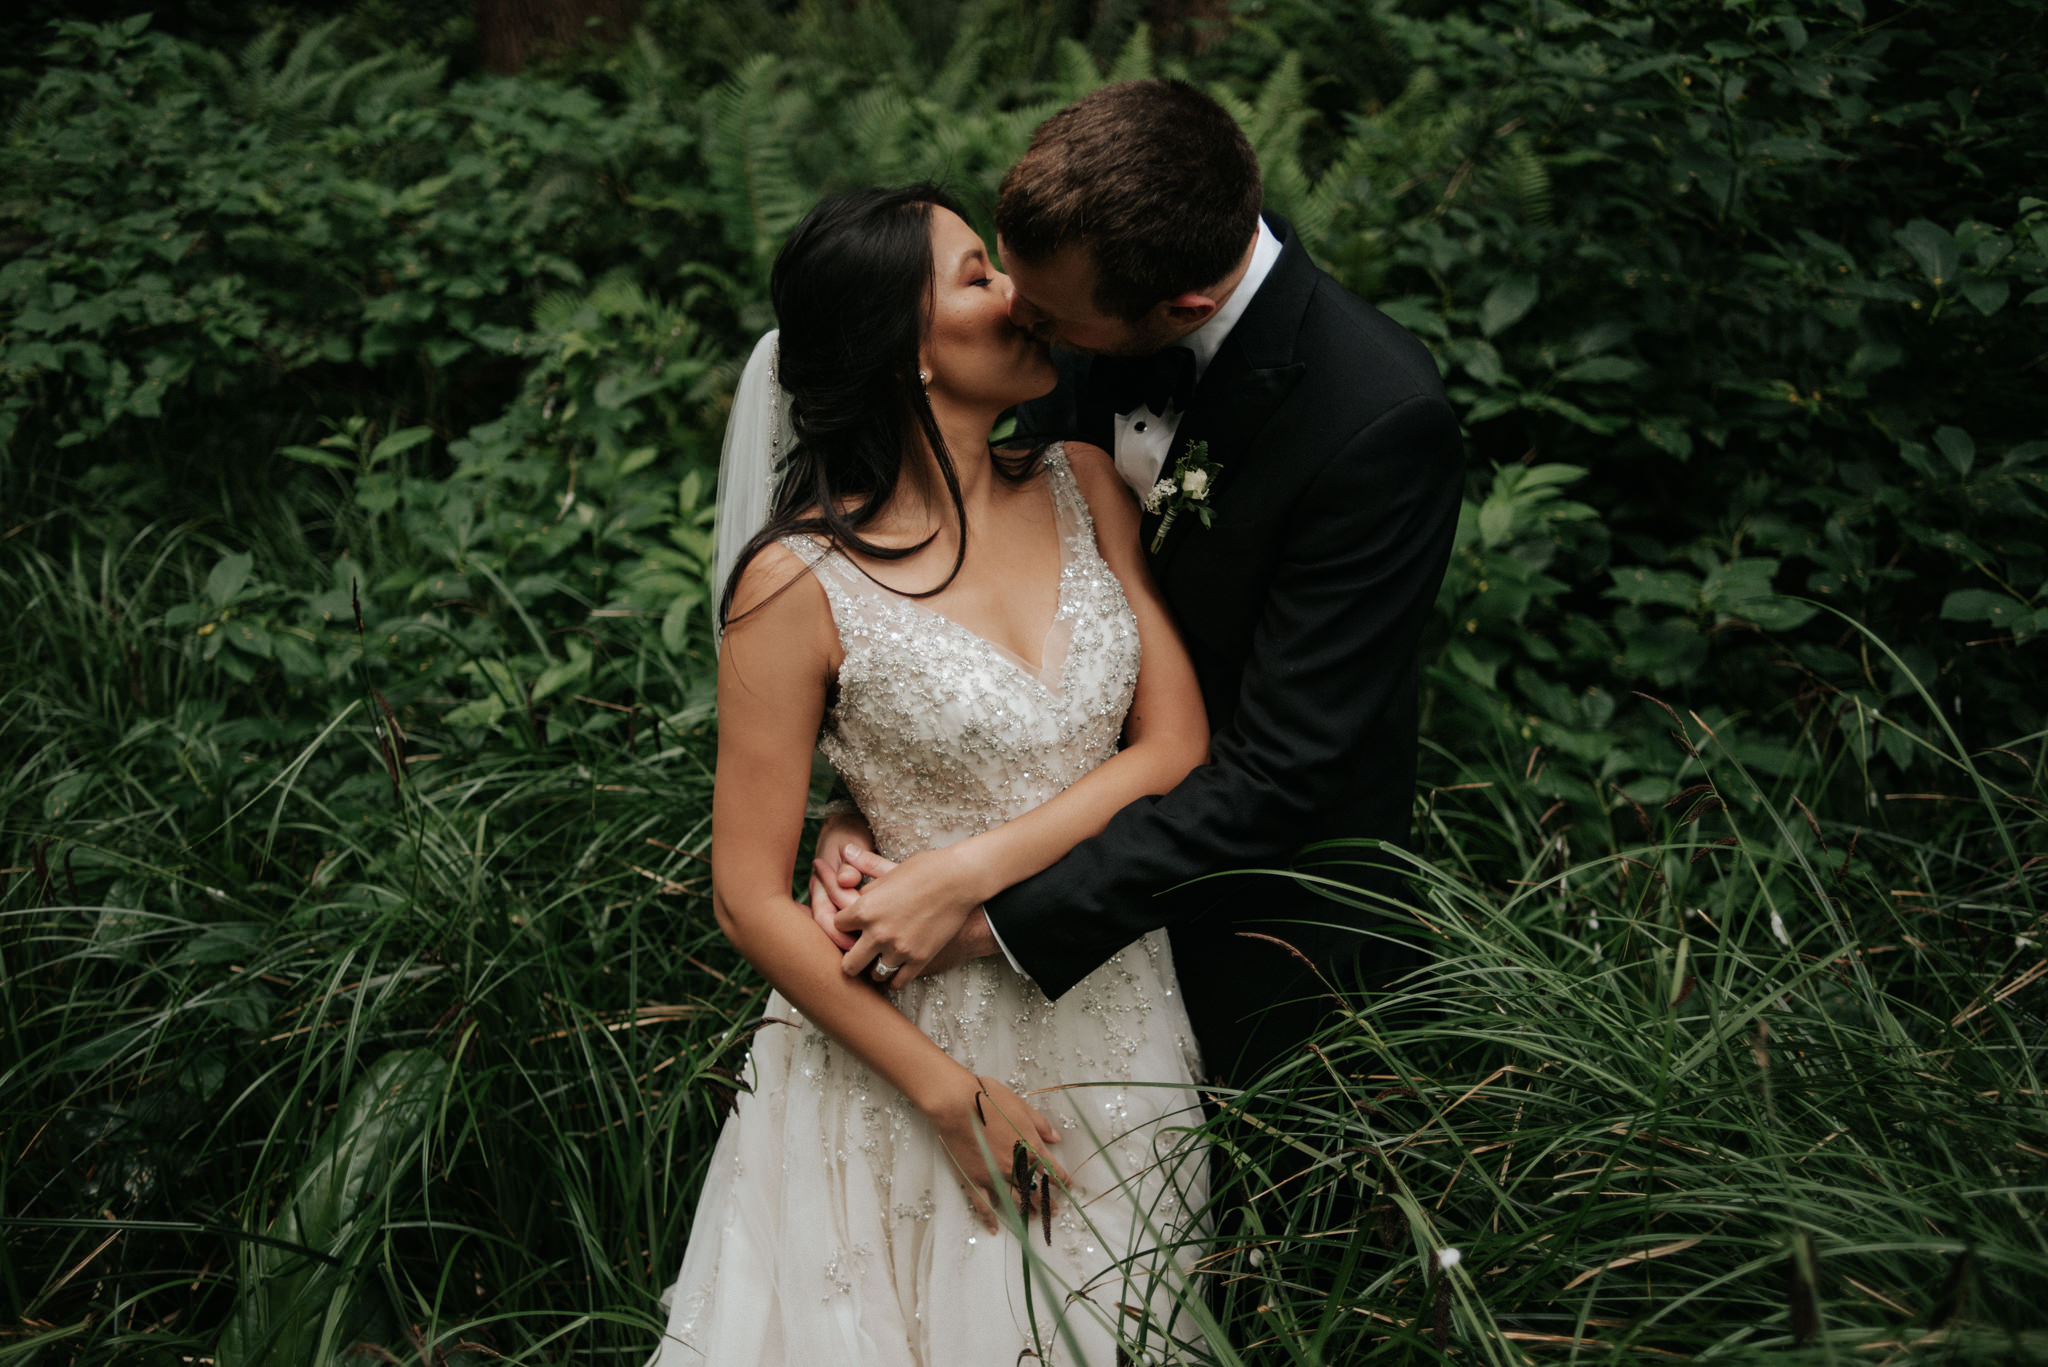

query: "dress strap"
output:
776 533 899 661
1036 441 1100 557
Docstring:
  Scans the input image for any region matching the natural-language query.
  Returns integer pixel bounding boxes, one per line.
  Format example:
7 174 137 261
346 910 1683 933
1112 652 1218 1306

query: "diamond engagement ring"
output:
870 961 899 981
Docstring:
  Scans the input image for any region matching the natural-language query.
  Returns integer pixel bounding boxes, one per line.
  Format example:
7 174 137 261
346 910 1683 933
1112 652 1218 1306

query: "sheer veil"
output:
711 330 792 650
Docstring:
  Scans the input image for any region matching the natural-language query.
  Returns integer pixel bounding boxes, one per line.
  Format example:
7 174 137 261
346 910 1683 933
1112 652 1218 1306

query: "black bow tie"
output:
1097 346 1196 416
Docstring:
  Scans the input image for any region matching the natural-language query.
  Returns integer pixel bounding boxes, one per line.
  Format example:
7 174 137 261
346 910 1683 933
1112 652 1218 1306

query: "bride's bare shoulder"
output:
726 539 831 637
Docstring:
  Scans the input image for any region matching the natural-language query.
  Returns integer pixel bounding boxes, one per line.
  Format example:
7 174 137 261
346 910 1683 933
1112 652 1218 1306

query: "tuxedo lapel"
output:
1144 214 1318 572
1145 356 1302 572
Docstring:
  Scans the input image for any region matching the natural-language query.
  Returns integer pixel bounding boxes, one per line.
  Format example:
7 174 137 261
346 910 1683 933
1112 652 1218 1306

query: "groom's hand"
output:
835 846 991 988
836 848 1001 979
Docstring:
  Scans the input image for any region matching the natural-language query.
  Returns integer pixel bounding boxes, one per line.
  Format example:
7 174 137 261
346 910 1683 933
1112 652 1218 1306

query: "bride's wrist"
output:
906 1058 978 1119
940 837 1004 908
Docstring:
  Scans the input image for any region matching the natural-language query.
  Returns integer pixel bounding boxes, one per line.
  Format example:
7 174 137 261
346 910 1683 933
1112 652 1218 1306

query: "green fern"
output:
1105 23 1156 85
1222 54 1323 239
1490 134 1554 226
702 55 816 271
1051 37 1103 99
192 17 417 142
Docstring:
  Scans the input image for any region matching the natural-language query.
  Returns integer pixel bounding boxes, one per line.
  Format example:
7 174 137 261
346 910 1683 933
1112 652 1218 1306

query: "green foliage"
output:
1266 0 2048 833
216 1049 450 1364
1213 694 2047 1363
4 1 2045 1362
0 15 702 461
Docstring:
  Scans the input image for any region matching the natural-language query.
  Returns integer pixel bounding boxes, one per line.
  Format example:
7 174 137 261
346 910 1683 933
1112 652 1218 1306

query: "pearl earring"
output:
919 368 931 388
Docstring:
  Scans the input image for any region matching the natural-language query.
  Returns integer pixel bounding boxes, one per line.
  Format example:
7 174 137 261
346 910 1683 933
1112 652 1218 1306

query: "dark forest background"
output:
3 1 2043 1362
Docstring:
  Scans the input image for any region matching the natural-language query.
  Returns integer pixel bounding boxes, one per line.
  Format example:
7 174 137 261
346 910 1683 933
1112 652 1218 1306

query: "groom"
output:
825 79 1463 1080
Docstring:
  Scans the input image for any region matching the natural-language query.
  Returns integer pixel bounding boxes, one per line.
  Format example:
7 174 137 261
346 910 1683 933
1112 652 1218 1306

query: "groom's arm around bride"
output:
828 80 1464 1081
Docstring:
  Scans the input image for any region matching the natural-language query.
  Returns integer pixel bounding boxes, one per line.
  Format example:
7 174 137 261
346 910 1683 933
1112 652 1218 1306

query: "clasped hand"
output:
807 817 996 987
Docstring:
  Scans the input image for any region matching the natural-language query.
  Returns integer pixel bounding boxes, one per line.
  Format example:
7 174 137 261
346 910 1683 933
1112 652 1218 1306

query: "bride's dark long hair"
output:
716 184 1045 631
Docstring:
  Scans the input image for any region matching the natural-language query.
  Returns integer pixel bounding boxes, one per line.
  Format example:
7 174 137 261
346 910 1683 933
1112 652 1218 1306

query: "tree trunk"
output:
1144 0 1234 55
475 0 641 74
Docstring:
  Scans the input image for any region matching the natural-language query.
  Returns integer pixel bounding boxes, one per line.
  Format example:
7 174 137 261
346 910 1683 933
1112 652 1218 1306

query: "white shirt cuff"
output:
982 907 1027 976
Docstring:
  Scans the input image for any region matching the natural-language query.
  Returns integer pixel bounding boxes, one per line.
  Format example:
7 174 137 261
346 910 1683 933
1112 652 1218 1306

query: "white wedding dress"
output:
653 446 1208 1365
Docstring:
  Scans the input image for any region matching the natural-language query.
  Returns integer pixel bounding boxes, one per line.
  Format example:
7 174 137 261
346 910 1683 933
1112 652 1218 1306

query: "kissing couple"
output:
652 78 1462 1365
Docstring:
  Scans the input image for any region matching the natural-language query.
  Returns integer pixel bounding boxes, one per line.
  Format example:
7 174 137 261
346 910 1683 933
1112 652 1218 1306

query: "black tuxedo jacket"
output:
986 215 1463 1079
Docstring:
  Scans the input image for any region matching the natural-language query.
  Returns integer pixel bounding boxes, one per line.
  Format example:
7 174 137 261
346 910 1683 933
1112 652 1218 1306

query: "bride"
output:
652 185 1210 1365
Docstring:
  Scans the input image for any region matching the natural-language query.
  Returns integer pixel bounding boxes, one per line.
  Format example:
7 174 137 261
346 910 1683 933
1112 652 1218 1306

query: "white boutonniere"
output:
1142 440 1222 553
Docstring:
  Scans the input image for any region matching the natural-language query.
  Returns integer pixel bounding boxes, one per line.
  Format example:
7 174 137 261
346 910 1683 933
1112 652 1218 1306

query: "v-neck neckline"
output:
817 455 1077 691
868 469 1072 687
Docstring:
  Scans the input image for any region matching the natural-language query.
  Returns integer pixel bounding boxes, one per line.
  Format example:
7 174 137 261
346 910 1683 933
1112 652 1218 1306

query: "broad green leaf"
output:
1702 557 1782 608
206 552 253 607
445 695 507 729
1460 340 1506 386
1620 617 1707 686
531 646 591 703
1959 277 2010 316
1934 426 1975 477
279 443 354 471
662 591 699 654
1378 296 1446 339
225 621 274 660
1477 497 1515 548
1442 638 1504 689
1940 588 2027 628
1847 341 1903 377
1639 418 1694 460
1506 464 1589 493
368 425 433 465
271 634 324 678
1561 356 1644 384
216 1051 446 1367
1524 392 1629 435
1732 596 1819 631
45 772 91 822
1479 274 1540 338
1893 218 1959 287
1607 567 1701 610
1751 135 1843 162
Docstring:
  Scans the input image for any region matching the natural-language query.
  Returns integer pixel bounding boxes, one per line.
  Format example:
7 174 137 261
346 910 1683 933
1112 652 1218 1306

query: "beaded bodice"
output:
783 445 1139 861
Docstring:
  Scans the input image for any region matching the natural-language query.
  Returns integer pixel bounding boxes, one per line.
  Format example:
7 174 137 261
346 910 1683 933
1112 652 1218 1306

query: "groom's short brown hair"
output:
996 80 1263 322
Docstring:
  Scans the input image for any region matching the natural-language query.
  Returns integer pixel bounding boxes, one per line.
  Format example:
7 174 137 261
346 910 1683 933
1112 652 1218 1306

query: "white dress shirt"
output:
986 217 1283 976
1110 217 1283 498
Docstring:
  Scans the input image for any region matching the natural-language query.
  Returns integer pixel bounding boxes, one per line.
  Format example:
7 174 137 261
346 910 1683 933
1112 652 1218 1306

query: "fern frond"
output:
703 55 814 269
532 289 587 335
1051 38 1101 99
930 29 991 112
844 87 921 186
1493 135 1553 226
1086 0 1146 66
1106 24 1155 85
588 269 651 320
274 18 343 99
1246 51 1310 154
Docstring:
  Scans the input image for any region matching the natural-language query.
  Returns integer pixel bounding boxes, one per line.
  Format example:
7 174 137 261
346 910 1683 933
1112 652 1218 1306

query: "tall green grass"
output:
1180 703 2047 1363
4 509 2043 1363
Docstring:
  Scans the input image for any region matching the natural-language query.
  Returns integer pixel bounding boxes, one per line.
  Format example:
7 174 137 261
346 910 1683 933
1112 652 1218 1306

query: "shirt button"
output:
1134 421 1147 432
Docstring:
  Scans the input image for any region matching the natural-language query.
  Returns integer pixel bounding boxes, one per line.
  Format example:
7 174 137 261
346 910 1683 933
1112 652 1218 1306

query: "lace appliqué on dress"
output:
652 446 1207 1367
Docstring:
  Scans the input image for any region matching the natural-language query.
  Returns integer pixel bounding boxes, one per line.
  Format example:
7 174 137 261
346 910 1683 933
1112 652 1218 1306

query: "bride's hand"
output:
927 1071 1067 1236
835 844 988 987
806 811 873 951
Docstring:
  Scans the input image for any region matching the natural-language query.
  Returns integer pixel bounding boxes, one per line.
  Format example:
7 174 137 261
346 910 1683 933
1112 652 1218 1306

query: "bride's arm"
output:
713 544 1064 1228
835 443 1209 983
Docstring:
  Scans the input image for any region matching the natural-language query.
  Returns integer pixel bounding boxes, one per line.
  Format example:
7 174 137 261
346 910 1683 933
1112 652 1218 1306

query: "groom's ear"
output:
1156 291 1221 330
